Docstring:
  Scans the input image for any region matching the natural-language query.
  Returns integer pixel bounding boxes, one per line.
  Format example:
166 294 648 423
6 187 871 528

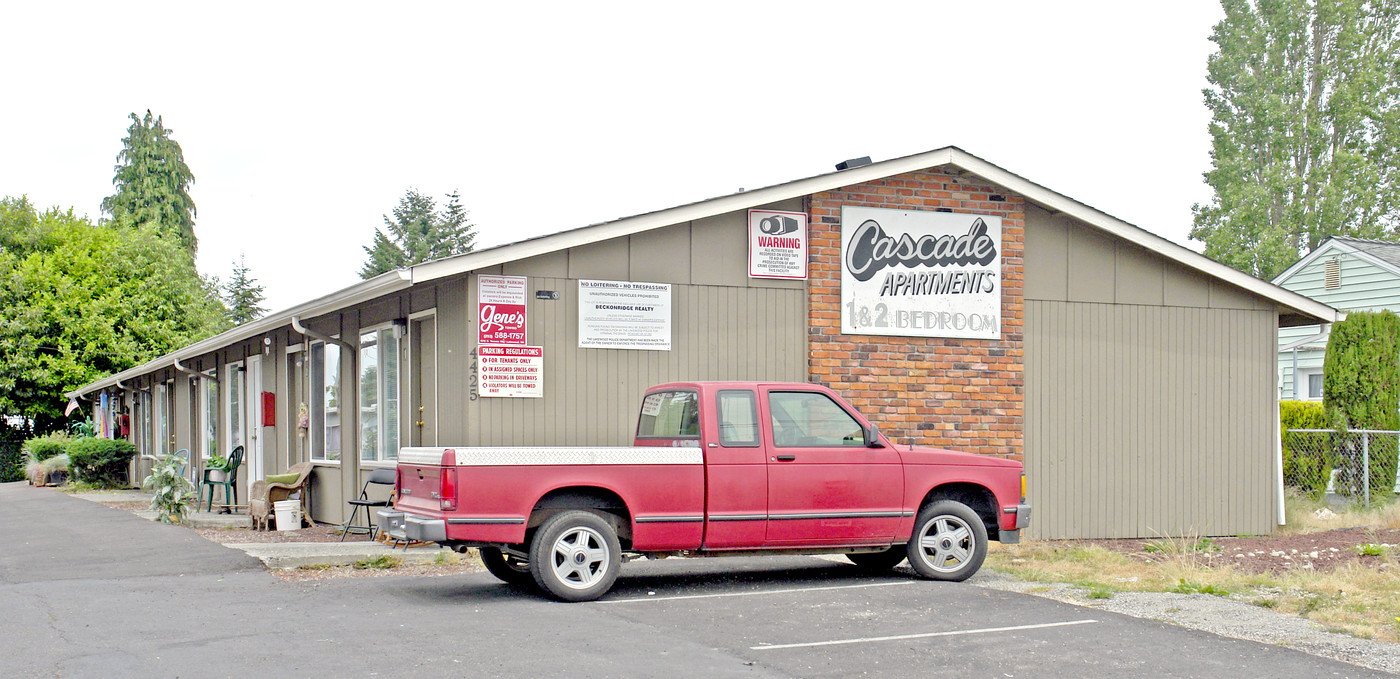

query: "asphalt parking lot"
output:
2 483 1393 678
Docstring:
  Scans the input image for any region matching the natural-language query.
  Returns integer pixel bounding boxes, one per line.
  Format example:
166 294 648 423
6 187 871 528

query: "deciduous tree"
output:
0 197 226 432
1190 0 1400 280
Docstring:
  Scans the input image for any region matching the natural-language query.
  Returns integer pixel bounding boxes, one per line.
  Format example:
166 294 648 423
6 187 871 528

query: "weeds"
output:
354 555 402 570
1354 543 1388 557
1172 579 1229 596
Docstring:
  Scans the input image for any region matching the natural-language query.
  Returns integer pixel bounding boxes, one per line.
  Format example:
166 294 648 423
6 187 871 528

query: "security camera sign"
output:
749 209 808 279
840 206 1001 340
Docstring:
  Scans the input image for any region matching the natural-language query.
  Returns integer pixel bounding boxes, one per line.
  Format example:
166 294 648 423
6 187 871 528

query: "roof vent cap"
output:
835 156 872 171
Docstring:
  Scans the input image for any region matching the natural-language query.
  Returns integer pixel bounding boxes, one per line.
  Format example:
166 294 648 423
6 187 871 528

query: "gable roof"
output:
1274 236 1400 284
70 146 1337 399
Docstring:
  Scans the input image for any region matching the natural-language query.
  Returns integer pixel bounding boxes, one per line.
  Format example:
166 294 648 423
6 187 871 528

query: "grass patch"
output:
297 564 335 571
987 501 1400 643
353 555 402 570
1172 579 1229 596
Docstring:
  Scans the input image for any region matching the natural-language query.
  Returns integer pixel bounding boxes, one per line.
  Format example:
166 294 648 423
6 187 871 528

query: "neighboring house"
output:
1273 237 1400 401
70 146 1335 539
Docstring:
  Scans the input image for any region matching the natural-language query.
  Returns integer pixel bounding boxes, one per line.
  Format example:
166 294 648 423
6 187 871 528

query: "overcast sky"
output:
3 2 1225 312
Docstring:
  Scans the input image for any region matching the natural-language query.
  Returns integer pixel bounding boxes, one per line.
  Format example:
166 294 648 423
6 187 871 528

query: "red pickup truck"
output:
395 381 1029 601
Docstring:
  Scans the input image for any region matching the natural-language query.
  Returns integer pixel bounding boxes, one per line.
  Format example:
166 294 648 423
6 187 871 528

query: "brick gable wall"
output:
806 168 1025 460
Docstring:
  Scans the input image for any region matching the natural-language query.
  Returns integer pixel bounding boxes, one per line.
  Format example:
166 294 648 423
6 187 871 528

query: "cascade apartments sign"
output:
840 206 1001 340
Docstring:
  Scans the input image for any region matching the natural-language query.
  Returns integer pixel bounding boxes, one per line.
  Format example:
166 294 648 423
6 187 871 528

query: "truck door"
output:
762 388 903 546
700 388 767 549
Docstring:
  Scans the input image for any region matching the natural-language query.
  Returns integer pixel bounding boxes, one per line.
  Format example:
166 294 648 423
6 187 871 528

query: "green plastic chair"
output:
201 445 244 512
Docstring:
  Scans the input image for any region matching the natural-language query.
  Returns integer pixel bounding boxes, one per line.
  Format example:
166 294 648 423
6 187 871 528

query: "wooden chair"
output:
249 462 314 530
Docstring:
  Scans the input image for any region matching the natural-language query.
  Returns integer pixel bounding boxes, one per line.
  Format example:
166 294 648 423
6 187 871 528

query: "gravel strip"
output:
973 570 1400 675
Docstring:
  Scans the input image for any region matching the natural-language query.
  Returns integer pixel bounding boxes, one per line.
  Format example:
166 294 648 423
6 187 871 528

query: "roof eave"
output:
67 269 413 398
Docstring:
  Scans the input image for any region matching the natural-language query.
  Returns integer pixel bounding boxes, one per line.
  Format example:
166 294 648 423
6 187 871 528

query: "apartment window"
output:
359 328 400 462
154 383 169 456
310 342 342 461
1303 371 1324 401
201 376 219 458
225 362 245 454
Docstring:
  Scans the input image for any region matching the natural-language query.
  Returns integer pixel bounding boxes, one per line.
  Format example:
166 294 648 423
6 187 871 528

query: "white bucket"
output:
273 499 302 531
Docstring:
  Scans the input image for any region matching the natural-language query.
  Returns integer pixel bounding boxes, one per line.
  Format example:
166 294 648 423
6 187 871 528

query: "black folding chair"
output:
338 468 396 541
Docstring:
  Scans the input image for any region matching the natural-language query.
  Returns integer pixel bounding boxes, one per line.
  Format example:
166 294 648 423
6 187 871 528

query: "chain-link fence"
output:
1282 429 1400 506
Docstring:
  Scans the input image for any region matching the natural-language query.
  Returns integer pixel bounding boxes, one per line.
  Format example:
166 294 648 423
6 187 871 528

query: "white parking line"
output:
598 581 914 604
749 619 1100 651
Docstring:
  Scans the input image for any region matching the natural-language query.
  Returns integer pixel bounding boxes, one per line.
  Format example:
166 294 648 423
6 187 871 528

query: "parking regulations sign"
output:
840 206 1001 340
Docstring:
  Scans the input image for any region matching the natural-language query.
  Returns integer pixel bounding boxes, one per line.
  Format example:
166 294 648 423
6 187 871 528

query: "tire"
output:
528 510 622 602
479 547 534 586
845 548 907 570
905 500 988 581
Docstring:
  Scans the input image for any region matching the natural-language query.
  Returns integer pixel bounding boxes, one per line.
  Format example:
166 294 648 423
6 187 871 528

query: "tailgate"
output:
396 447 450 514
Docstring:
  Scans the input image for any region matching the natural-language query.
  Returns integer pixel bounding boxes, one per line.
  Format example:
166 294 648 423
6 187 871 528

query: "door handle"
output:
774 455 797 462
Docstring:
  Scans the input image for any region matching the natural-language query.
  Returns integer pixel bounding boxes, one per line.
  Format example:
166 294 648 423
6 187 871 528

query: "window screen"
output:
768 391 864 447
637 391 700 439
716 390 759 447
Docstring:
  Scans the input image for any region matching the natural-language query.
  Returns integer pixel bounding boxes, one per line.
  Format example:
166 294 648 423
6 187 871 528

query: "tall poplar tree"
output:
101 110 199 256
359 188 477 278
1190 0 1400 280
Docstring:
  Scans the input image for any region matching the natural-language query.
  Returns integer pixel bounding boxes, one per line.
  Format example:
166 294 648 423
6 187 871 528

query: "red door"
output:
761 388 903 546
700 388 768 549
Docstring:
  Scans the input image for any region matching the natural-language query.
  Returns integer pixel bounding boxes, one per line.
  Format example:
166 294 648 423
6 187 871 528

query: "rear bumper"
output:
404 514 447 543
997 503 1032 543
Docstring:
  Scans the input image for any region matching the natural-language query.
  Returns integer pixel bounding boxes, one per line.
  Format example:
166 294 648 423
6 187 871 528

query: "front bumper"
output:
404 514 446 542
998 503 1032 544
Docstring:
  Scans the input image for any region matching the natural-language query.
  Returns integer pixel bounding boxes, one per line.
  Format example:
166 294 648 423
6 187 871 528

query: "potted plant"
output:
205 454 231 482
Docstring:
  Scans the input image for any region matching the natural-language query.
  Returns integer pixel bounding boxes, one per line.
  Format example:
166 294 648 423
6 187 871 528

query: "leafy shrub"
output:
1280 400 1327 431
67 437 137 487
142 452 194 524
22 433 71 462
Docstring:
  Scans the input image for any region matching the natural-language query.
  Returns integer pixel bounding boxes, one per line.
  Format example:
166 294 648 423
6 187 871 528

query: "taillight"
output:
440 448 457 511
393 468 402 507
1020 472 1026 504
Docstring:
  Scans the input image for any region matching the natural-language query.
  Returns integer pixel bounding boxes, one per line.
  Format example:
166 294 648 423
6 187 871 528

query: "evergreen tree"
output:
1190 0 1400 280
100 110 199 256
224 254 267 325
359 188 478 278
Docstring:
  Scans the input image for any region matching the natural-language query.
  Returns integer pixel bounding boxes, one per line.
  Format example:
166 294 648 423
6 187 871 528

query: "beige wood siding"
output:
1025 301 1278 538
464 276 806 446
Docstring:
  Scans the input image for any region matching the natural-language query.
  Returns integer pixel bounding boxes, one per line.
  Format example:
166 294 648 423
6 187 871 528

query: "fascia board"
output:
1326 240 1400 278
945 149 1338 325
1272 239 1340 284
68 270 412 398
1279 328 1331 352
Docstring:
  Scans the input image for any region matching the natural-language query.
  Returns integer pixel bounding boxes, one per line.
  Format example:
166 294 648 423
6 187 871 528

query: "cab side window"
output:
768 391 864 447
716 389 759 447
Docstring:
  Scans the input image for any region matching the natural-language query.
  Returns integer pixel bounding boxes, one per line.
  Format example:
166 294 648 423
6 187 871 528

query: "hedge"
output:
67 438 137 488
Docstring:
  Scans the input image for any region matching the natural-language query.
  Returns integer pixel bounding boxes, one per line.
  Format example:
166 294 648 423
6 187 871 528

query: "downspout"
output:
291 316 354 351
1291 348 1299 400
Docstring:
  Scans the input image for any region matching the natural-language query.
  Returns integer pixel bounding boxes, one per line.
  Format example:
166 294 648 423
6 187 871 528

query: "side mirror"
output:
863 425 885 448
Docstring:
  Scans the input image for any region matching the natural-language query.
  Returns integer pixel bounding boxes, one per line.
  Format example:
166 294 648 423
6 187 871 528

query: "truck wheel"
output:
480 547 534 586
906 500 987 581
845 548 906 570
528 510 621 602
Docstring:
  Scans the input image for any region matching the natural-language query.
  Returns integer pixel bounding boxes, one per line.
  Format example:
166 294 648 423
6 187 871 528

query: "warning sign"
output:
478 346 543 398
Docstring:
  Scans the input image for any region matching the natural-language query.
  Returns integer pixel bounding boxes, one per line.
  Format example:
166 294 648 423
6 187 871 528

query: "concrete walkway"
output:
71 487 449 568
